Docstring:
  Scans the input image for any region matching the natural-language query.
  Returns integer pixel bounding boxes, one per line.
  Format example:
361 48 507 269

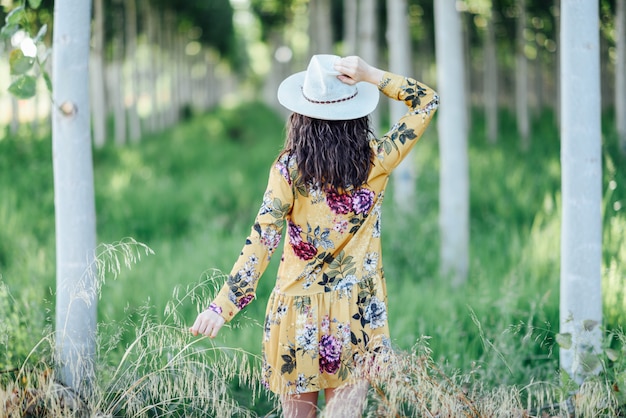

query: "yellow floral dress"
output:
209 72 439 395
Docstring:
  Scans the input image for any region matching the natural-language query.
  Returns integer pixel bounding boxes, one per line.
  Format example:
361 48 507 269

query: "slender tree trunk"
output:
434 0 469 287
91 0 107 148
343 0 358 55
484 6 498 143
111 1 126 145
516 0 530 148
387 0 416 210
617 0 626 154
144 0 159 133
310 0 333 54
125 0 141 142
52 0 97 395
358 0 380 134
560 0 603 384
555 0 561 128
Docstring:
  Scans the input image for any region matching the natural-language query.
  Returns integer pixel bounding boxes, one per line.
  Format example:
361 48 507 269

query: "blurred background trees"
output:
1 0 622 149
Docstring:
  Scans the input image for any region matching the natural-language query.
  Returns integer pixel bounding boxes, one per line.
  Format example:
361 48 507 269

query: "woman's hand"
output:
189 309 225 338
334 56 385 86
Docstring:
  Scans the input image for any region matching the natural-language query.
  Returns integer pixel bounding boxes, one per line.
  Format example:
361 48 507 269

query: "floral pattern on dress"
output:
210 72 438 395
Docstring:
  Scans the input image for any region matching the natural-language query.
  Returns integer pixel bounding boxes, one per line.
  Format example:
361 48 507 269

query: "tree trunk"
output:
110 1 126 146
387 0 416 211
434 0 469 287
343 0 358 55
516 0 530 148
124 0 141 142
484 5 498 143
309 0 333 54
357 0 380 134
560 0 603 384
617 0 626 154
555 0 561 128
52 0 97 395
91 0 107 148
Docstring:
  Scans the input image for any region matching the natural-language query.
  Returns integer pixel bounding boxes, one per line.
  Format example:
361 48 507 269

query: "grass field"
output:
0 102 625 416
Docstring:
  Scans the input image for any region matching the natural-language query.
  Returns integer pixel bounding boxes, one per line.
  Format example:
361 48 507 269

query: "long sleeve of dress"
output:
209 161 294 322
372 73 439 174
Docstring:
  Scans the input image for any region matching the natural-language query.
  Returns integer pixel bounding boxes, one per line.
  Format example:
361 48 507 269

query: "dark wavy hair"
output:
281 113 375 191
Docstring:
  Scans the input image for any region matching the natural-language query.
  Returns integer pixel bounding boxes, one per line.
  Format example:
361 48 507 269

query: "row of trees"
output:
0 0 619 397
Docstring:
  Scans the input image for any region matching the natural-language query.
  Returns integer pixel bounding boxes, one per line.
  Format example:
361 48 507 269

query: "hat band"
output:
301 87 359 104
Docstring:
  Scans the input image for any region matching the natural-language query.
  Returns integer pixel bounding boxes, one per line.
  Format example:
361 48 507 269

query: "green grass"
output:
0 102 625 415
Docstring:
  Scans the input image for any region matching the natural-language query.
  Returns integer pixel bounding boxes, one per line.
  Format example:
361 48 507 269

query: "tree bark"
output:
434 0 469 287
484 5 498 143
309 0 333 54
91 0 107 148
52 0 97 395
516 0 530 148
387 0 416 210
559 0 603 384
124 0 141 142
357 0 380 134
343 0 358 55
617 0 626 155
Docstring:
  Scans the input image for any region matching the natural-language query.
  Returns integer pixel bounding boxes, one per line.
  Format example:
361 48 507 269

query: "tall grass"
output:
0 102 624 416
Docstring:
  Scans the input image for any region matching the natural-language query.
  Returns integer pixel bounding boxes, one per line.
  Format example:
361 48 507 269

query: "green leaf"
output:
42 71 52 93
34 24 47 43
605 348 619 362
6 7 25 25
0 23 19 39
9 49 34 75
579 352 601 374
556 333 572 349
8 75 37 99
583 319 599 331
28 0 43 9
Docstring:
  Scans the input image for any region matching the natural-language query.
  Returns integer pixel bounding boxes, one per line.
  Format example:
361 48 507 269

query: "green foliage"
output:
1 1 51 99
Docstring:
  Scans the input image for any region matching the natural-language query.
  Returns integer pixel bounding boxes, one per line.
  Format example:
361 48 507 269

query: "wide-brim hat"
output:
277 54 380 121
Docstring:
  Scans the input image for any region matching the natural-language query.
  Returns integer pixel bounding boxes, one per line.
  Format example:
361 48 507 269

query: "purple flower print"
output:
208 303 222 315
275 161 291 185
351 188 375 215
326 190 352 215
288 222 303 244
293 241 317 260
319 335 342 374
237 294 255 309
260 227 281 252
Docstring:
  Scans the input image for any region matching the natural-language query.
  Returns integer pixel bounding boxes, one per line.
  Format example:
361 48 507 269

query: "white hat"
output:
277 54 380 120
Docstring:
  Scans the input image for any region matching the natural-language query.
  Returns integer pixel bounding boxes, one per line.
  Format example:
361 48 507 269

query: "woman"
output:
190 54 438 417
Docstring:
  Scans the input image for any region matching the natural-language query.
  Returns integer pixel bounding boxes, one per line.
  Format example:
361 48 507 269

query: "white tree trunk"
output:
144 0 159 134
555 0 561 128
309 0 333 54
484 6 498 143
343 0 358 56
52 0 97 394
617 0 626 154
515 0 530 148
357 0 380 134
560 0 603 384
91 0 107 148
434 0 469 287
387 0 415 211
125 0 141 142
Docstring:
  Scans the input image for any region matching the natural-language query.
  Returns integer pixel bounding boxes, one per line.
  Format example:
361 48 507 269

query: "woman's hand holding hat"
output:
334 56 385 86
